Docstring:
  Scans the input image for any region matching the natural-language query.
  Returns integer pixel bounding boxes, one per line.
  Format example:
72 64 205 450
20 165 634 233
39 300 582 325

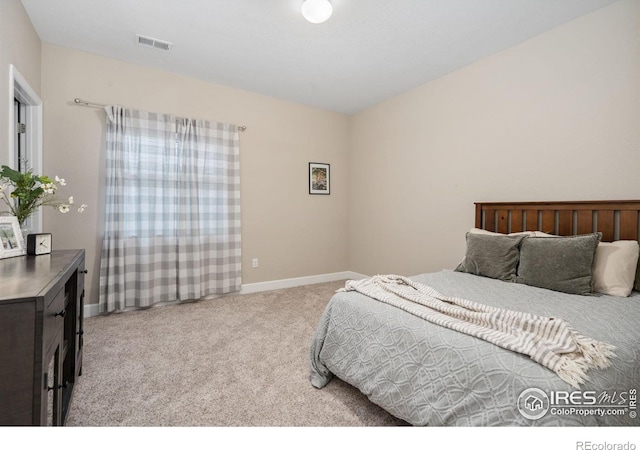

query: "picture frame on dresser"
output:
0 216 25 259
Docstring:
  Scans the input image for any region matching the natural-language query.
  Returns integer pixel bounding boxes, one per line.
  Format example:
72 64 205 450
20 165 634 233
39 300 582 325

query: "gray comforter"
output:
310 270 640 426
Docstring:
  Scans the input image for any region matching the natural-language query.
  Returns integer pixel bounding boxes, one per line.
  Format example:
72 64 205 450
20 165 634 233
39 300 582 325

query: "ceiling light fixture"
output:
301 0 333 24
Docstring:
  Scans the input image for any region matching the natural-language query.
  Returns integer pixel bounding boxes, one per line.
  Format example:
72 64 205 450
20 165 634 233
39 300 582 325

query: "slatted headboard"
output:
475 201 640 242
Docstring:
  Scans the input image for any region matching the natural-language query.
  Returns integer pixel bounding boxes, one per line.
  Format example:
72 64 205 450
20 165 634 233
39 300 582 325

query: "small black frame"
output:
309 162 330 195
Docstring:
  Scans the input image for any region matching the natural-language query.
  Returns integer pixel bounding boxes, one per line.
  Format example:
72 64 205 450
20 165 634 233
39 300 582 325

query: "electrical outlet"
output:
252 258 259 268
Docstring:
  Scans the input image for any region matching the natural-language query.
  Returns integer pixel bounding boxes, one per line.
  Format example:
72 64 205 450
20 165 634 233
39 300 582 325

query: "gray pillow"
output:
455 233 526 282
516 233 601 295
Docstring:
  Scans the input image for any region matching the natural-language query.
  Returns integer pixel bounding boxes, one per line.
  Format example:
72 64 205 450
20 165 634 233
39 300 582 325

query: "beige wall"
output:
6 0 640 307
349 0 640 277
0 0 41 166
41 44 350 306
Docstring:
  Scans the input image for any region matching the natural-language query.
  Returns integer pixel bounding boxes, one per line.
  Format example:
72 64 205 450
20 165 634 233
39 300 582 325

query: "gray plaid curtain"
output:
99 106 241 313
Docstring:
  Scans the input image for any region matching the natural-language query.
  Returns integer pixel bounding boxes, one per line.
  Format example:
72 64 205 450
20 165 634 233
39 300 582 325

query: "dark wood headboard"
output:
475 200 640 242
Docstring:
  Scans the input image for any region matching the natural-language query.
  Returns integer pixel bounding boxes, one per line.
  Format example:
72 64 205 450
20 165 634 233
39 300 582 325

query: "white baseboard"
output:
84 302 101 318
239 271 367 294
84 271 367 318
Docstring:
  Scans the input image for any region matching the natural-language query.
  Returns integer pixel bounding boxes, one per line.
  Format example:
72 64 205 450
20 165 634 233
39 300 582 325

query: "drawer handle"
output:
55 309 66 318
80 270 88 274
48 381 69 391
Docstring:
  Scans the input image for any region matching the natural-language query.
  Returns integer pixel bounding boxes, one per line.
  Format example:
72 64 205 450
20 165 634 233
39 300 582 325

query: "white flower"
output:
43 183 55 194
58 204 70 213
55 176 66 186
68 196 74 205
77 204 88 213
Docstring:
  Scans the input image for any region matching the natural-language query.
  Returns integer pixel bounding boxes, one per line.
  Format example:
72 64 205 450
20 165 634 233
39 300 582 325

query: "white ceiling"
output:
21 0 619 115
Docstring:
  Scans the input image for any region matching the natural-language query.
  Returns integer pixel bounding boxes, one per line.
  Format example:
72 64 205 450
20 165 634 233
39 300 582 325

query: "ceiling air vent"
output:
136 34 172 51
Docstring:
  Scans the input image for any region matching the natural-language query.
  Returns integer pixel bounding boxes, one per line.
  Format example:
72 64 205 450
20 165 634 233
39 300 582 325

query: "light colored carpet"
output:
65 280 408 426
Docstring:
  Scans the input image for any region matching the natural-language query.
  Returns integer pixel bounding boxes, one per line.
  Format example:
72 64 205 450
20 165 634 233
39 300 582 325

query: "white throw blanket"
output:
339 275 615 388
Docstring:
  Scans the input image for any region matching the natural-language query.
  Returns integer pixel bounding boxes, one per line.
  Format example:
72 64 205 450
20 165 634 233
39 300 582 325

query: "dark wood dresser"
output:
0 250 85 426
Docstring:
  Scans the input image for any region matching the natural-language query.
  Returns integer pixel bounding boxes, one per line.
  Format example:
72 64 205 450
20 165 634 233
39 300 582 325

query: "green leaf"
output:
0 165 23 183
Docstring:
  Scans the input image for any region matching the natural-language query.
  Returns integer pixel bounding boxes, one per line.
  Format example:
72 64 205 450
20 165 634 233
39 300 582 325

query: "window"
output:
14 98 27 172
10 65 43 232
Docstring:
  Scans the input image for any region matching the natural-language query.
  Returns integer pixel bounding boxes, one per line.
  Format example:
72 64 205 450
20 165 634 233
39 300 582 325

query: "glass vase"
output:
20 224 31 247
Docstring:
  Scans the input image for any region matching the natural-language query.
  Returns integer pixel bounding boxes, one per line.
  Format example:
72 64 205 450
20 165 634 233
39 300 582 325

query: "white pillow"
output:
469 228 535 237
533 231 558 237
593 241 639 297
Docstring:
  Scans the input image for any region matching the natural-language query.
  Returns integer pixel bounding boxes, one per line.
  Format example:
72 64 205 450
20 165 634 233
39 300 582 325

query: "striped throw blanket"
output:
339 275 615 388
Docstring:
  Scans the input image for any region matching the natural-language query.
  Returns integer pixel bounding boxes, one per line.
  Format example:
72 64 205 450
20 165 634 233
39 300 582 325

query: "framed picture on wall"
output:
0 216 26 259
309 162 330 195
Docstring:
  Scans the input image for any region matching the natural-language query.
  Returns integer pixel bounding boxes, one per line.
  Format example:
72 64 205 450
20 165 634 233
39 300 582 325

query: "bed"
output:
310 200 640 426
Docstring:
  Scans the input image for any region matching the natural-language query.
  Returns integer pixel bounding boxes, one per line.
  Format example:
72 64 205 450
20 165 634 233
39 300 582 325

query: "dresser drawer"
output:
43 287 65 349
